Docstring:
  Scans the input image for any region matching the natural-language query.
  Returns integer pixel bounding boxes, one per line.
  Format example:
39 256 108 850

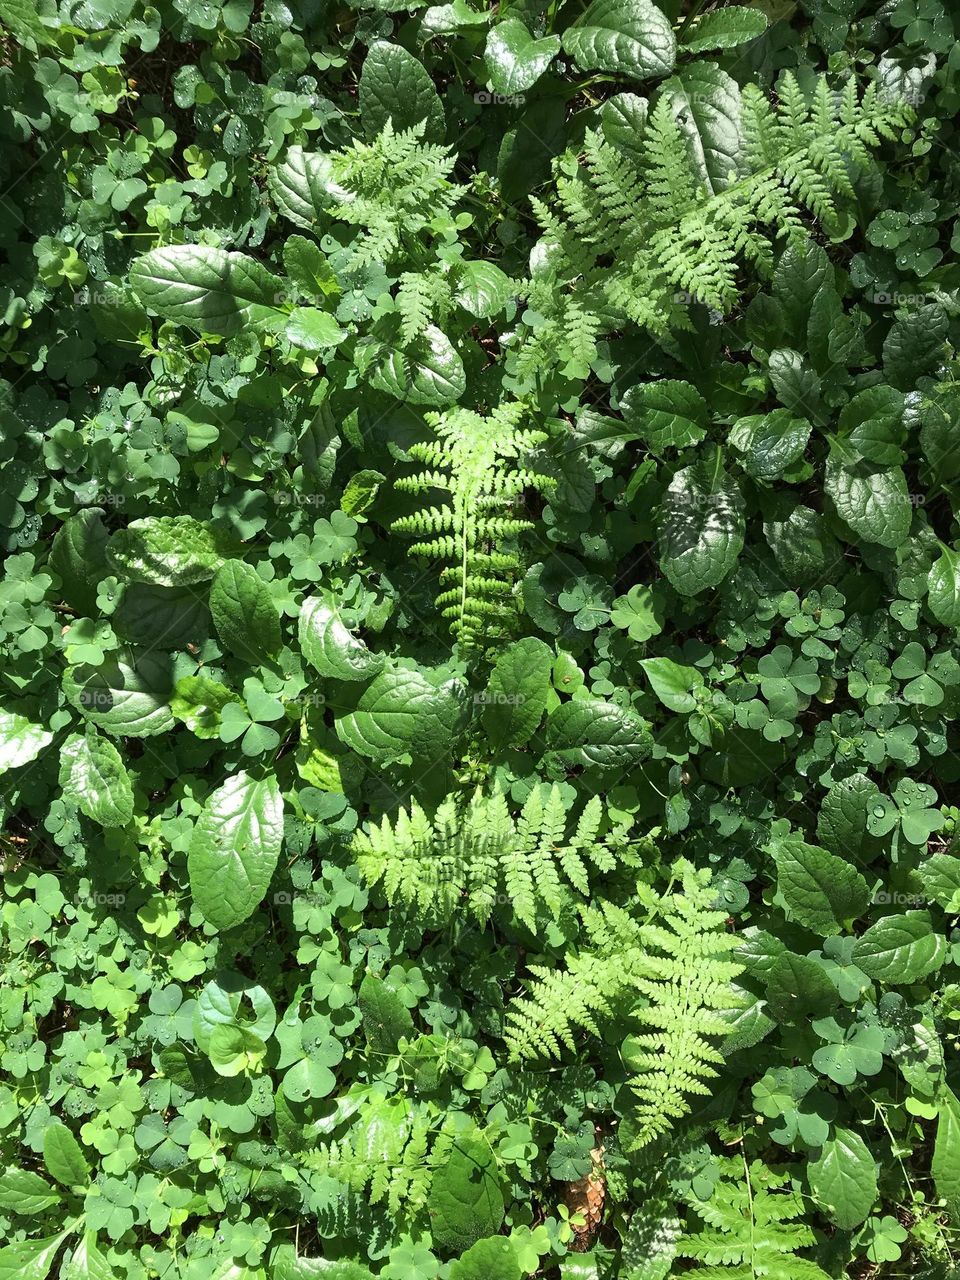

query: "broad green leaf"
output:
600 92 649 157
0 1167 60 1213
824 446 912 549
482 637 554 749
454 261 514 317
545 698 652 770
210 561 282 660
485 19 560 95
64 651 175 738
272 1245 375 1280
42 1123 89 1189
728 410 810 481
765 953 837 1021
430 1133 505 1251
367 325 466 405
299 597 384 682
359 41 445 140
933 1089 960 1218
208 1024 267 1076
59 729 134 827
852 912 946 984
285 307 347 352
0 1233 69 1280
60 1235 113 1280
0 0 54 44
188 771 284 931
679 5 767 52
808 1128 877 1229
639 657 703 713
817 775 891 857
130 245 284 336
336 669 467 763
621 379 707 451
658 452 745 595
358 973 415 1053
0 710 52 776
283 235 340 299
656 63 742 194
768 837 869 937
449 1236 521 1280
917 854 960 912
928 546 960 626
108 516 230 586
562 0 676 81
49 508 109 615
270 146 350 227
839 386 906 466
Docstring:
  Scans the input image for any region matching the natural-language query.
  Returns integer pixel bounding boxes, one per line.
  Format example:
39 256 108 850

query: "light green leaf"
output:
430 1134 505 1251
210 561 282 660
639 656 703 713
358 973 415 1053
0 0 54 44
49 508 109 616
449 1236 521 1280
187 771 284 931
933 1089 960 1218
64 651 175 738
0 1233 69 1280
359 41 445 140
482 637 554 749
454 261 514 317
768 837 869 937
658 451 745 595
928 546 960 627
545 698 652 770
655 63 742 194
367 325 466 405
270 146 351 227
0 1168 61 1213
808 1128 877 1229
285 307 347 352
852 912 946 984
0 710 52 776
299 597 384 682
42 1123 89 1189
485 19 560 95
562 0 676 80
108 516 230 586
336 669 467 763
679 5 767 52
59 729 134 828
60 1234 113 1280
130 245 284 336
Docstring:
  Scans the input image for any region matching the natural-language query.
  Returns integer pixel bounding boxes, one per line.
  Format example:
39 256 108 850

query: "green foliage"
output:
2 0 960 1275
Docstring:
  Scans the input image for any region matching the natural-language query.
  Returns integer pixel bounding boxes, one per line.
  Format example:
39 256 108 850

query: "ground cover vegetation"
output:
1 0 960 1276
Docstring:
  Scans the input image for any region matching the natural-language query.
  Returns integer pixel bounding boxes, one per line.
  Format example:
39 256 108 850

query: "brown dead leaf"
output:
563 1145 605 1251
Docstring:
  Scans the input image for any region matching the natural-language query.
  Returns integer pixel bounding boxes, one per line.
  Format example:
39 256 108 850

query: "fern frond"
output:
505 862 744 1148
390 403 555 650
352 784 636 931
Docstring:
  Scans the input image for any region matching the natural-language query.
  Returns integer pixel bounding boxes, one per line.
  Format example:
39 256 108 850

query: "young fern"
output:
391 403 556 649
677 1157 831 1279
351 783 639 931
517 74 912 378
298 1095 446 1219
505 862 744 1149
